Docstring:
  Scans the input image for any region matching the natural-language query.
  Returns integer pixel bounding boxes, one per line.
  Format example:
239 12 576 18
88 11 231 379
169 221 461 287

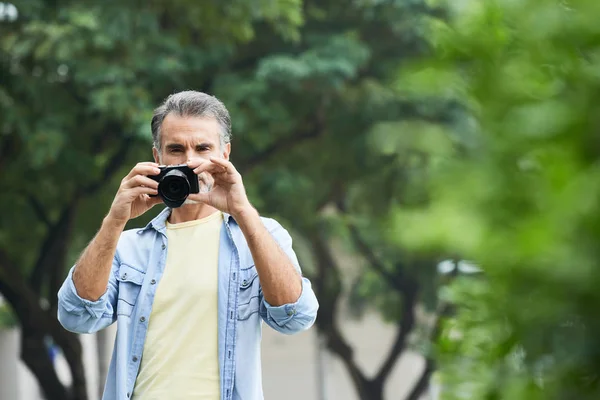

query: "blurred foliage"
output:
392 0 600 398
0 302 17 328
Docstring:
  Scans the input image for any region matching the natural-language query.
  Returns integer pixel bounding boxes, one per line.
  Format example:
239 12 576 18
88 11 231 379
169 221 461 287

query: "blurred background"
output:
2 0 600 399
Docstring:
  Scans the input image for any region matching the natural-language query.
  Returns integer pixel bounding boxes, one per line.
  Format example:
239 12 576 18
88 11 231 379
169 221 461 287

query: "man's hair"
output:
151 90 232 150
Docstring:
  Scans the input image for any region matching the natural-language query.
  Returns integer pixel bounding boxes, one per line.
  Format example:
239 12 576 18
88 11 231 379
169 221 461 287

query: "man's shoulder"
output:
258 216 293 240
116 227 154 248
259 215 281 229
234 214 287 234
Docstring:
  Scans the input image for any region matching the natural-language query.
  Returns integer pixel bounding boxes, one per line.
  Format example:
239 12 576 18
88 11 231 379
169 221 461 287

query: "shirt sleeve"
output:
57 258 119 334
258 219 319 335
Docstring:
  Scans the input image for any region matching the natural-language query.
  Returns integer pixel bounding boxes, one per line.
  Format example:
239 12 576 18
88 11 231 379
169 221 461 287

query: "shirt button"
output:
132 356 138 362
140 316 146 323
242 279 248 286
121 273 127 279
161 244 166 250
150 279 156 285
287 310 294 316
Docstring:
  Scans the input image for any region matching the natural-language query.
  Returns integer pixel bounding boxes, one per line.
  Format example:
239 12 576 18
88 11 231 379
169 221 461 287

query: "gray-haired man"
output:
57 91 319 400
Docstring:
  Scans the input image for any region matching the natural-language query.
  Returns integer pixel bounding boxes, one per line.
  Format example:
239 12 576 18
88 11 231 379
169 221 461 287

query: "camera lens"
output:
158 169 190 208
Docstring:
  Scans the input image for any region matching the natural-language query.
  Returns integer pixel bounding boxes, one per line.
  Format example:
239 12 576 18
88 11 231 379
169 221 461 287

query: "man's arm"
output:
253 217 319 334
188 156 302 305
235 208 302 306
57 162 162 333
70 161 161 299
188 156 319 333
73 216 127 300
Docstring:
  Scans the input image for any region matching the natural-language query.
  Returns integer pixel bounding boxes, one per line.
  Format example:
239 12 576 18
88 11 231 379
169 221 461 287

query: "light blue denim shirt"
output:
57 207 319 400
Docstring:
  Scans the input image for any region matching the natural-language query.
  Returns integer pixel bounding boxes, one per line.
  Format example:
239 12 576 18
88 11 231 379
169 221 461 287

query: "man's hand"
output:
186 157 253 218
107 162 163 224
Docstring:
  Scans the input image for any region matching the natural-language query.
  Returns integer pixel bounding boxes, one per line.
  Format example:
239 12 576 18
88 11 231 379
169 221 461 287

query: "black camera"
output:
149 164 199 208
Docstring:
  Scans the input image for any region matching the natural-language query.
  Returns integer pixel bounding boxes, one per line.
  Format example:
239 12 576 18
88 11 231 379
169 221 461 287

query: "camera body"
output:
149 164 199 208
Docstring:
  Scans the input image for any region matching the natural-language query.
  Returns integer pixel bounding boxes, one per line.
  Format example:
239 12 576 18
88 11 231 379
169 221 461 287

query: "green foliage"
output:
0 302 17 329
0 0 304 273
1 0 452 397
394 0 600 398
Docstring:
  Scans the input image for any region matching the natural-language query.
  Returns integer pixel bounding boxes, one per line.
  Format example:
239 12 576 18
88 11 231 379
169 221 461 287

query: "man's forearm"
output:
72 216 126 301
235 208 302 306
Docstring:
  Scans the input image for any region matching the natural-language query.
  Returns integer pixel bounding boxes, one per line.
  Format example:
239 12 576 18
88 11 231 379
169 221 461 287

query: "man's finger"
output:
209 157 237 174
192 162 225 175
186 191 212 205
212 170 236 185
122 186 158 202
123 175 160 190
145 193 164 207
124 162 160 180
186 158 211 170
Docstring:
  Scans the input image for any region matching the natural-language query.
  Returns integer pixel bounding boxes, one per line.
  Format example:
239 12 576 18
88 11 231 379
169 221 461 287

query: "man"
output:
57 91 319 400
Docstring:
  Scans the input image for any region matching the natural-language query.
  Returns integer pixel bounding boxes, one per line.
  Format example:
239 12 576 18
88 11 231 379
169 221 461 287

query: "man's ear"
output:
152 147 160 164
223 143 231 160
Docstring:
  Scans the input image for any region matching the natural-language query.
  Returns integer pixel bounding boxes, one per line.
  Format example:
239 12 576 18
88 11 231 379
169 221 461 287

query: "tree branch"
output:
405 357 435 400
347 222 409 293
26 194 52 228
405 302 452 400
335 197 421 389
375 279 418 385
308 226 372 398
82 136 134 195
29 204 78 296
334 197 408 291
238 105 327 175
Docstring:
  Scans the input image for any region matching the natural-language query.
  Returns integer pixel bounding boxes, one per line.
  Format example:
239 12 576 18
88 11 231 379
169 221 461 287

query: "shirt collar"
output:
137 207 234 234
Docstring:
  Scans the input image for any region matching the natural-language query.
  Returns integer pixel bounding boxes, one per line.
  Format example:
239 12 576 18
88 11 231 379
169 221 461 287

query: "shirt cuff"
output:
58 267 110 319
262 277 314 326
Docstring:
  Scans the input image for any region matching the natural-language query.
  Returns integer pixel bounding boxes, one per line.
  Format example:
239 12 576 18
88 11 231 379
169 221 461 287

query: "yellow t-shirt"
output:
133 211 223 400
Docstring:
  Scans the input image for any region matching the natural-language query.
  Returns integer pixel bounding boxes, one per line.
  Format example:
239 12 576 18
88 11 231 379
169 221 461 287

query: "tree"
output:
215 1 457 398
0 1 302 399
1 0 453 399
389 0 600 399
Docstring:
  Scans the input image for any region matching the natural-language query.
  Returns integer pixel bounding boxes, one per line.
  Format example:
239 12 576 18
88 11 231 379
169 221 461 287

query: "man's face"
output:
152 114 231 195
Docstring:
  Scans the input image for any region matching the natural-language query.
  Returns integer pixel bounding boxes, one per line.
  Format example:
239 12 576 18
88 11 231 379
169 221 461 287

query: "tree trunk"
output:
0 250 88 400
360 381 385 400
307 228 392 400
21 329 70 400
405 358 434 400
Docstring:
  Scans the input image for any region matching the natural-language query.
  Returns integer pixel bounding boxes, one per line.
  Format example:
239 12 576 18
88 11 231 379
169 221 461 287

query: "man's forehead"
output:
161 114 220 141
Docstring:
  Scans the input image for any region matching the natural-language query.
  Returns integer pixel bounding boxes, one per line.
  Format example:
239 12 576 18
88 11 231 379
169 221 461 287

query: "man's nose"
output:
186 155 208 166
185 150 199 162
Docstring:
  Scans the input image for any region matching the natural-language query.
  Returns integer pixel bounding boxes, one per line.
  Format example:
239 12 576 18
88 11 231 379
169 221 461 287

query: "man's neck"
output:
168 202 220 224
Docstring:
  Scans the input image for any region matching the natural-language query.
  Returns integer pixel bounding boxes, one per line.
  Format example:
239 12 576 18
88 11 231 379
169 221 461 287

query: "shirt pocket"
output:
238 265 260 321
116 264 146 317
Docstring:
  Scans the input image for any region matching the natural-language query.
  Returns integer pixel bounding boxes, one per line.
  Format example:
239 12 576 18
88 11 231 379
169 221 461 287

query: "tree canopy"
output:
393 0 600 398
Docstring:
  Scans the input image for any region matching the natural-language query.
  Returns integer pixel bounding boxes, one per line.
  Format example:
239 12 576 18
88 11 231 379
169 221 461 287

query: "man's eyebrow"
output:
165 143 184 149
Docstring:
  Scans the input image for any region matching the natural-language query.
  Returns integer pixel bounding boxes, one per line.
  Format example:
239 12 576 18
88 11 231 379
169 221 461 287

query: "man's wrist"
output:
103 213 128 232
232 204 261 236
231 202 258 220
